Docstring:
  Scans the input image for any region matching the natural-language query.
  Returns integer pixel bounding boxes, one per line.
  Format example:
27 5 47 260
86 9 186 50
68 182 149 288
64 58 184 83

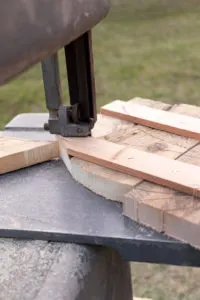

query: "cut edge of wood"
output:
59 136 200 199
0 137 59 174
57 98 200 251
59 138 133 201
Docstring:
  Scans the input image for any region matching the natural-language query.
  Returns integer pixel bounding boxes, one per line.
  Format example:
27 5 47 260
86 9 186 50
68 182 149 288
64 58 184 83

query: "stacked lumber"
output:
59 97 200 250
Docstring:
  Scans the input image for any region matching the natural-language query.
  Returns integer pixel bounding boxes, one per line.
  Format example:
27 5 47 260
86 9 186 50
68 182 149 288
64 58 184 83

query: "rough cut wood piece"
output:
60 98 171 201
123 103 200 249
101 99 200 140
59 136 200 198
0 136 59 174
124 147 200 249
163 144 200 248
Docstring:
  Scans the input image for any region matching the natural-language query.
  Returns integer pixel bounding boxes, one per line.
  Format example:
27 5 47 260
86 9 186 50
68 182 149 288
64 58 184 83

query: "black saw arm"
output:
41 31 96 137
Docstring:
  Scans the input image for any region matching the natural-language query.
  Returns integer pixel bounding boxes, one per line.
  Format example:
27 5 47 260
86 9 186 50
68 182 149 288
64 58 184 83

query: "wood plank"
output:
60 98 172 201
124 147 200 249
61 99 199 202
163 144 200 248
0 136 59 174
95 97 171 141
101 100 200 140
59 136 200 198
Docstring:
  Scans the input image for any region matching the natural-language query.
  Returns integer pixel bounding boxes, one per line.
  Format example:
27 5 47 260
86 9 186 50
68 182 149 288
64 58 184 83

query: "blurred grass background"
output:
1 0 200 298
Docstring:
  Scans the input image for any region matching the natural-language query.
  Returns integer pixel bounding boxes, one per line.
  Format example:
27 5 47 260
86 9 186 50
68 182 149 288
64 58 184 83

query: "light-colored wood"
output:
101 99 200 140
163 144 200 248
123 102 200 249
60 98 172 201
60 99 199 203
0 136 59 174
59 135 200 199
88 99 198 201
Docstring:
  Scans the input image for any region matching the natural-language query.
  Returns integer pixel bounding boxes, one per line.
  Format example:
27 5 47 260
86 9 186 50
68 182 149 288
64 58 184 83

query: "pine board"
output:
0 136 59 174
59 136 200 198
101 99 200 140
60 98 172 201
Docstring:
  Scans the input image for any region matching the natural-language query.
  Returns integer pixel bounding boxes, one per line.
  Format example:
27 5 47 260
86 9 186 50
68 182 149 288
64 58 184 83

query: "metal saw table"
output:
1 114 200 300
2 1 200 299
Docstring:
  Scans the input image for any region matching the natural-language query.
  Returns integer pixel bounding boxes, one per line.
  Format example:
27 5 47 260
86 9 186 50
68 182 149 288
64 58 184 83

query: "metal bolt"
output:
44 122 49 131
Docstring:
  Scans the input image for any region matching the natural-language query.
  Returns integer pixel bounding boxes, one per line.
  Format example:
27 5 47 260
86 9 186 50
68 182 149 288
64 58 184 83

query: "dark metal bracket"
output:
41 31 96 137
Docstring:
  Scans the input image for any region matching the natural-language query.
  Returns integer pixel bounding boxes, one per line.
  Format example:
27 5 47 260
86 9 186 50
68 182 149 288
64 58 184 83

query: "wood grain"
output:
0 136 59 174
59 136 200 198
101 100 200 140
60 98 171 201
134 298 152 300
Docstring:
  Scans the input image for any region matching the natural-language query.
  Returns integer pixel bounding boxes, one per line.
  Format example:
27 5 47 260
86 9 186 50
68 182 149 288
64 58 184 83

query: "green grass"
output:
1 1 200 298
132 263 200 300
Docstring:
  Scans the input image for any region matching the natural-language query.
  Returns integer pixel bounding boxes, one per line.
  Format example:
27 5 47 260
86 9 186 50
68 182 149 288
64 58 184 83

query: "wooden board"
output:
59 97 200 249
59 136 200 198
60 98 172 201
101 100 200 140
126 143 200 250
0 136 59 174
